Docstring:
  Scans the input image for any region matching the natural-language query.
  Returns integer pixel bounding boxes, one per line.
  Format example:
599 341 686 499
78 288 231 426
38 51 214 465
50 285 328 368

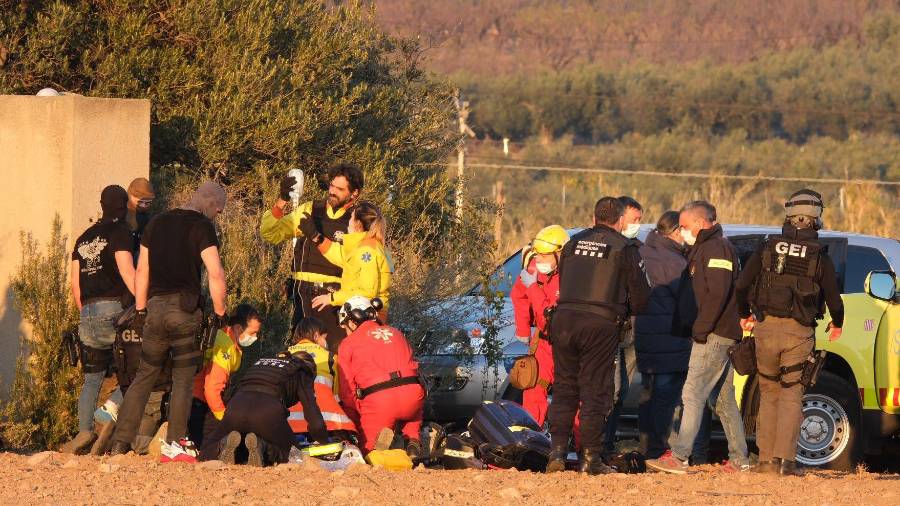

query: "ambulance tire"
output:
798 372 862 471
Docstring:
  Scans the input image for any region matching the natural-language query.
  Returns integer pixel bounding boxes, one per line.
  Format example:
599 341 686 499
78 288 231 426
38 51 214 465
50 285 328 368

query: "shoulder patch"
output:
708 258 733 271
361 251 372 263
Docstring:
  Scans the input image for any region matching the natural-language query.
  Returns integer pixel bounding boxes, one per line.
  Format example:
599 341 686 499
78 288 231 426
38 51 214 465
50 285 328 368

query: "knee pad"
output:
80 344 113 374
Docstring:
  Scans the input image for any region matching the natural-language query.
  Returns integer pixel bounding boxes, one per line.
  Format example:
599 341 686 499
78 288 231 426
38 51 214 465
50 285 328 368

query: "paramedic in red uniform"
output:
336 296 425 456
510 225 569 426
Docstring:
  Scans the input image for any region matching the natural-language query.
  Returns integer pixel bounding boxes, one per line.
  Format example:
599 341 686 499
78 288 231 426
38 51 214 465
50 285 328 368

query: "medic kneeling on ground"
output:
336 296 426 458
287 317 358 442
511 225 569 426
198 349 328 466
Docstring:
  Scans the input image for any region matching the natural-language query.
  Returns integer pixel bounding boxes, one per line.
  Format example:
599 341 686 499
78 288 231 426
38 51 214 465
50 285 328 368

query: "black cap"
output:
100 185 128 222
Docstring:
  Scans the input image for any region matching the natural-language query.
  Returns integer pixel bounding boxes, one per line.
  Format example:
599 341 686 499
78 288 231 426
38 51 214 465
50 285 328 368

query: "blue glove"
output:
519 268 537 288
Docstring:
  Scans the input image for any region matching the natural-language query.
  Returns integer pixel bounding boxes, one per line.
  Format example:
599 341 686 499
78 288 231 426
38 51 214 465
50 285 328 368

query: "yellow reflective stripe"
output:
292 271 342 283
708 258 734 270
443 448 474 459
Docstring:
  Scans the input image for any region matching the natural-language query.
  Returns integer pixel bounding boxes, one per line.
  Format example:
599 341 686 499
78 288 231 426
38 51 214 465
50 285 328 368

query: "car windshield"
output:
466 250 522 297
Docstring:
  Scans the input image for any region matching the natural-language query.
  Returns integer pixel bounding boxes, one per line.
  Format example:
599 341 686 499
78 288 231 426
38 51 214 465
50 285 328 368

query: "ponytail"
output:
353 201 387 243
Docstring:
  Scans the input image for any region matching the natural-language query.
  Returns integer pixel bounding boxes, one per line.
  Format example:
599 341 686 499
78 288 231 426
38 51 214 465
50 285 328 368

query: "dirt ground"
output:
3 451 899 506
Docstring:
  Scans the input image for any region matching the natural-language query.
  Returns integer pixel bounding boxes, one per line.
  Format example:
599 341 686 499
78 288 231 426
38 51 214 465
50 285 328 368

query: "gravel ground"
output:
3 451 899 505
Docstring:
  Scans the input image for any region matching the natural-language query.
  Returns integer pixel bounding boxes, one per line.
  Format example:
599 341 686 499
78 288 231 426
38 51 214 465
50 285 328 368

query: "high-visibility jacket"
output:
259 200 351 284
192 328 242 420
286 340 357 433
320 231 393 308
510 258 560 339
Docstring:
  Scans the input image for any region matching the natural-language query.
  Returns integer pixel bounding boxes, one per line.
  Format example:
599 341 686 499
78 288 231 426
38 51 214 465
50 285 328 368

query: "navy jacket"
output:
634 231 691 374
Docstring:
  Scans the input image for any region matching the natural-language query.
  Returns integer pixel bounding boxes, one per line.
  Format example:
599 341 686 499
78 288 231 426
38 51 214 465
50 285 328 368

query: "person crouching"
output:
287 317 358 442
199 350 328 466
336 296 425 458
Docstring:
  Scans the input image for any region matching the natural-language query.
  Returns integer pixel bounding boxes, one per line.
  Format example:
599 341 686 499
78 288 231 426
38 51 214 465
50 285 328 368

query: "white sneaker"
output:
160 438 198 464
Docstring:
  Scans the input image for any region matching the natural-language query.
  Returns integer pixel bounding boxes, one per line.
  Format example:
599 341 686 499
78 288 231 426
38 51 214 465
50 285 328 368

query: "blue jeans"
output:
78 299 122 432
669 334 748 466
639 372 713 460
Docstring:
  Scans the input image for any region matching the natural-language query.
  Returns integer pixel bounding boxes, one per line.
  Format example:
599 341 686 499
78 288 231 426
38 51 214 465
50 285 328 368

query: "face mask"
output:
680 228 697 246
239 333 258 347
535 262 555 275
623 223 640 239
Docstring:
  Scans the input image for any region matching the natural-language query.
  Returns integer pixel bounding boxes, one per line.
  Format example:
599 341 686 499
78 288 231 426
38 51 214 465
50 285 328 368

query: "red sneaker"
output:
646 450 689 474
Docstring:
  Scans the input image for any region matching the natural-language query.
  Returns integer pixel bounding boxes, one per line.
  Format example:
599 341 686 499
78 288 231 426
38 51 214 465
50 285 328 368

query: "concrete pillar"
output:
0 94 150 396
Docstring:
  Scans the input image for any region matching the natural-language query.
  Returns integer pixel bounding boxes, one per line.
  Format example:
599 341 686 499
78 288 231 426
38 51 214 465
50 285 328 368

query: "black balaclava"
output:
100 185 129 223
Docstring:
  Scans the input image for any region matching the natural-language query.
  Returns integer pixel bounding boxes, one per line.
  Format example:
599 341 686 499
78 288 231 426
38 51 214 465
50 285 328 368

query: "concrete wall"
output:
0 94 150 396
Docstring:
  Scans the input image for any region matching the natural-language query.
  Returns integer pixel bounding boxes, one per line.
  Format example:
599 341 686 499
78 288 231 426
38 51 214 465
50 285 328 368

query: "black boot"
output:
405 438 427 464
545 444 568 473
579 448 616 475
754 460 779 474
779 459 804 477
108 441 131 456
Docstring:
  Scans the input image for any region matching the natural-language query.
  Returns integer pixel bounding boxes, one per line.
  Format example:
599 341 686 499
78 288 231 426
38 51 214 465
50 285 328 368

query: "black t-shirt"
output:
72 220 133 301
141 209 219 299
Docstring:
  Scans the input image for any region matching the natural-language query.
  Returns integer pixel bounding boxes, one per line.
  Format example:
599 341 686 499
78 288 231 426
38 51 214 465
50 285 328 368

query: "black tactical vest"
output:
294 200 352 277
558 226 630 313
750 235 825 326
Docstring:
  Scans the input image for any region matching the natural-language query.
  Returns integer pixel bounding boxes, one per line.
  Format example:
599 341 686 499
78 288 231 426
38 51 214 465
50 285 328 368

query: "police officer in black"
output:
735 189 843 476
545 197 651 475
199 350 328 466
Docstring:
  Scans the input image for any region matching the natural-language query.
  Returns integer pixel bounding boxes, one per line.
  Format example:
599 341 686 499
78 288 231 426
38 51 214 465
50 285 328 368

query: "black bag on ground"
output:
605 451 646 473
440 433 483 470
467 400 550 472
728 335 757 376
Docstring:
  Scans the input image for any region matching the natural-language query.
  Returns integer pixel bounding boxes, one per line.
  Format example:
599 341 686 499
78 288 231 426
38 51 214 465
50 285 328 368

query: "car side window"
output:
844 245 891 294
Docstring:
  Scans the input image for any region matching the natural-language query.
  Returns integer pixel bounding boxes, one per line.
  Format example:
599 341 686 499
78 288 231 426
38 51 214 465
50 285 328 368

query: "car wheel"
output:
796 371 861 470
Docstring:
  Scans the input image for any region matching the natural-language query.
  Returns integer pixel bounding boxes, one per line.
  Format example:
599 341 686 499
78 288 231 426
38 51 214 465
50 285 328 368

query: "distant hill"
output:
372 0 899 76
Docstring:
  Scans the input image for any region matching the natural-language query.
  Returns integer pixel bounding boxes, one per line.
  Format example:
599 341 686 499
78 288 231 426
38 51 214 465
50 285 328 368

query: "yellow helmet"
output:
532 225 569 254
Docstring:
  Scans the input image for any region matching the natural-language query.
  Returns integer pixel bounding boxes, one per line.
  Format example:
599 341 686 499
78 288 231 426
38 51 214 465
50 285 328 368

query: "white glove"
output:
519 268 537 287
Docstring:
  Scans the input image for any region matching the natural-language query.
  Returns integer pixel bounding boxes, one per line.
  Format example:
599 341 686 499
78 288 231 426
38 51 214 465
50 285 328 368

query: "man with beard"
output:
260 163 363 350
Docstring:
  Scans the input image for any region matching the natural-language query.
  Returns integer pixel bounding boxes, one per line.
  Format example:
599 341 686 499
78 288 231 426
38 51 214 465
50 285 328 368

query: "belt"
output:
559 303 623 324
297 281 341 294
82 296 122 305
357 372 422 400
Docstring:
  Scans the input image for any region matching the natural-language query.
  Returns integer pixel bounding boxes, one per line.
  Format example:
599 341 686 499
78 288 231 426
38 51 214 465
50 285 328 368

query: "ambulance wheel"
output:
797 372 861 471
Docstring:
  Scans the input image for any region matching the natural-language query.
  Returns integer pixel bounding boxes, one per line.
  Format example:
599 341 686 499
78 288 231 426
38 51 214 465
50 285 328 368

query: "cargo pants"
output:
754 316 815 463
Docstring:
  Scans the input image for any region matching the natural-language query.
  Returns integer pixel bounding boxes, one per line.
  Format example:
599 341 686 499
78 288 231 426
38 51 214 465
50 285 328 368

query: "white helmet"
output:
338 296 384 325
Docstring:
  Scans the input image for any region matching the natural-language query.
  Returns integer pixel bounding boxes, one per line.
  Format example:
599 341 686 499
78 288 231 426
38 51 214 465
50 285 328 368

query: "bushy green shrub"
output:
0 217 80 450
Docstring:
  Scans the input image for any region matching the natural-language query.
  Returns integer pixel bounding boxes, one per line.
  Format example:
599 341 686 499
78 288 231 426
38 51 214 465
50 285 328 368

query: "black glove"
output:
131 308 148 331
279 175 297 201
298 212 322 244
212 312 228 330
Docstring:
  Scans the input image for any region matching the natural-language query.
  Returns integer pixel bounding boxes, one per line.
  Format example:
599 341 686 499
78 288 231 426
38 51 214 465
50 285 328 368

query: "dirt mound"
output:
4 451 899 505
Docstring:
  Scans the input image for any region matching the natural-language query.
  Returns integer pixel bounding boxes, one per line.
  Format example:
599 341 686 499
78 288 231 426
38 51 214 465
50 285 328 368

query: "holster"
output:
62 329 80 368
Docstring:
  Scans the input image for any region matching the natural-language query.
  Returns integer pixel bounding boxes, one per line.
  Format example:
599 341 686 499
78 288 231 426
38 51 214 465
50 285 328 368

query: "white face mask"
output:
680 228 697 246
535 262 555 275
623 223 640 239
239 334 258 347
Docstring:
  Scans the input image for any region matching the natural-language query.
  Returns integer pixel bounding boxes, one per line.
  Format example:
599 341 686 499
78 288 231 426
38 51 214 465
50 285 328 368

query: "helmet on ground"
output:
532 225 569 254
338 296 384 326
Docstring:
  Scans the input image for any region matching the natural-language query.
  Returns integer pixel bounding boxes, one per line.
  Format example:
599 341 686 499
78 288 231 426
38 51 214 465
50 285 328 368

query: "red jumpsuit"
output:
337 320 425 451
510 259 559 426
